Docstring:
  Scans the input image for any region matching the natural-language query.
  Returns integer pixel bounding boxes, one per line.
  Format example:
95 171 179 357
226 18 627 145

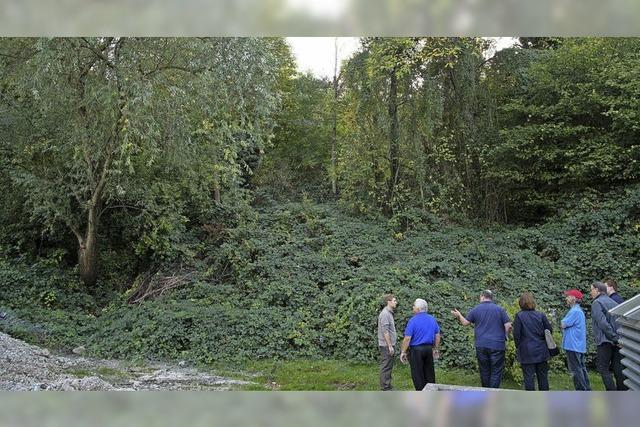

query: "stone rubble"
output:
0 332 254 391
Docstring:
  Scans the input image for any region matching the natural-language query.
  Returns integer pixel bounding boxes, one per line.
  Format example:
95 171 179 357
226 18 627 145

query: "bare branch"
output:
65 219 83 243
79 37 115 68
141 64 207 78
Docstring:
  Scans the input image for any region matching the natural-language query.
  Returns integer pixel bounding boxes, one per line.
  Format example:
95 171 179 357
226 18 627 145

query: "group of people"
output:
377 278 629 391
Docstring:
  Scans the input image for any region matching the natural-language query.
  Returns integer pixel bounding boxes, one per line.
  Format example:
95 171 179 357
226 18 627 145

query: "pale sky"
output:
287 37 360 79
287 37 518 79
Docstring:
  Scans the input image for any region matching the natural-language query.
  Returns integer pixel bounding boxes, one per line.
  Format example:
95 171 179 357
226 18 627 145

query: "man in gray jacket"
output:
378 294 398 390
590 281 627 390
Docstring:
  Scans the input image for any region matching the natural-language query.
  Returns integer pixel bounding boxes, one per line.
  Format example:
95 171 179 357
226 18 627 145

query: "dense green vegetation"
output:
1 190 638 377
1 37 639 387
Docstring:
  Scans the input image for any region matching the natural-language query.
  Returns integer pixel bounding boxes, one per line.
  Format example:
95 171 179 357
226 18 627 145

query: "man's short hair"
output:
481 290 494 300
414 298 428 312
382 294 395 305
604 278 618 291
592 282 607 294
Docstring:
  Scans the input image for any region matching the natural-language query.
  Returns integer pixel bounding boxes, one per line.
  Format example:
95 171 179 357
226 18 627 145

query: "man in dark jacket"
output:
590 281 627 390
604 278 624 304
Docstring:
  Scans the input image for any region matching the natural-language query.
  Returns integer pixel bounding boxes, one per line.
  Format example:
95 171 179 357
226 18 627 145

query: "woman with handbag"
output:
513 292 554 390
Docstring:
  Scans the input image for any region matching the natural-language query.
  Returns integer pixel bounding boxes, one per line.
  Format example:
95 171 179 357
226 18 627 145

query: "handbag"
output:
545 329 560 357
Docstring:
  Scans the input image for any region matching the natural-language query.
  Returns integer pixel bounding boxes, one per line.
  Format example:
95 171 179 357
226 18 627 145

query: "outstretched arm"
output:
451 309 471 326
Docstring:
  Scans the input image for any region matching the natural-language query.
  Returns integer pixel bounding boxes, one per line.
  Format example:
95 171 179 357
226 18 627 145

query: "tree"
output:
487 38 640 220
331 38 339 196
338 37 477 217
256 71 333 197
0 37 290 286
518 37 560 50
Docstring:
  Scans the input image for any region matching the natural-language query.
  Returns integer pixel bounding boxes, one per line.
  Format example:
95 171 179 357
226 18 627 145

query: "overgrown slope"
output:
1 187 639 372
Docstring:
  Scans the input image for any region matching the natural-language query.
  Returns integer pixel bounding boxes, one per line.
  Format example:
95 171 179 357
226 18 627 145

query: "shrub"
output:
1 188 638 369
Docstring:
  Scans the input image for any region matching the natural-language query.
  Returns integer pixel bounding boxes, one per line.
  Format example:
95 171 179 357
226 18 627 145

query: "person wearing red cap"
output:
560 289 591 391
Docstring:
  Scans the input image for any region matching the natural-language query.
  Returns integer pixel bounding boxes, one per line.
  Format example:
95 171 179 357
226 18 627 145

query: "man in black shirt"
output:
604 278 624 304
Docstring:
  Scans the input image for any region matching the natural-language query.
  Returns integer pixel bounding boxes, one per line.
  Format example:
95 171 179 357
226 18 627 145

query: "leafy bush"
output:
1 188 638 371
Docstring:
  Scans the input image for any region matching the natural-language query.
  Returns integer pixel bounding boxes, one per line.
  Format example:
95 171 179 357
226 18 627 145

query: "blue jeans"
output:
566 350 591 391
476 347 505 388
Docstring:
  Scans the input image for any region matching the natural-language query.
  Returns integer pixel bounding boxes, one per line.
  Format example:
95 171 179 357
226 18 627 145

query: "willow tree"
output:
435 38 490 218
338 47 389 214
339 37 467 216
194 38 294 204
0 37 289 286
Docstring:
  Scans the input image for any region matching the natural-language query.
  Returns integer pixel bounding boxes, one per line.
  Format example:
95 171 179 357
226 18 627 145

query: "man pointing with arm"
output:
451 290 511 388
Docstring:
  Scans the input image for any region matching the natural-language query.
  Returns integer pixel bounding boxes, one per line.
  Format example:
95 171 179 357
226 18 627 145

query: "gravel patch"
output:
0 332 254 391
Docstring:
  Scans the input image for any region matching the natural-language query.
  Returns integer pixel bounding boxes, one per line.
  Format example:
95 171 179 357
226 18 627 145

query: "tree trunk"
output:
74 38 123 289
386 66 399 215
78 208 99 287
331 38 338 196
213 169 221 204
213 151 221 204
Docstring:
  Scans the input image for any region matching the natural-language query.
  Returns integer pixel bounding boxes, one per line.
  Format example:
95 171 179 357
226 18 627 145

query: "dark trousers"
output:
521 361 549 391
566 350 591 391
475 347 505 388
596 342 628 391
409 344 435 390
379 346 394 390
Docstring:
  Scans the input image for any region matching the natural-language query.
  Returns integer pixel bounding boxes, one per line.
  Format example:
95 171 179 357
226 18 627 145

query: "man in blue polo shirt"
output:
561 289 590 391
451 290 511 388
400 298 441 390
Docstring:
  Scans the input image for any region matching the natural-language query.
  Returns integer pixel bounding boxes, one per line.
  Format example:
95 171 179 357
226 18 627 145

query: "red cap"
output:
564 289 583 300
